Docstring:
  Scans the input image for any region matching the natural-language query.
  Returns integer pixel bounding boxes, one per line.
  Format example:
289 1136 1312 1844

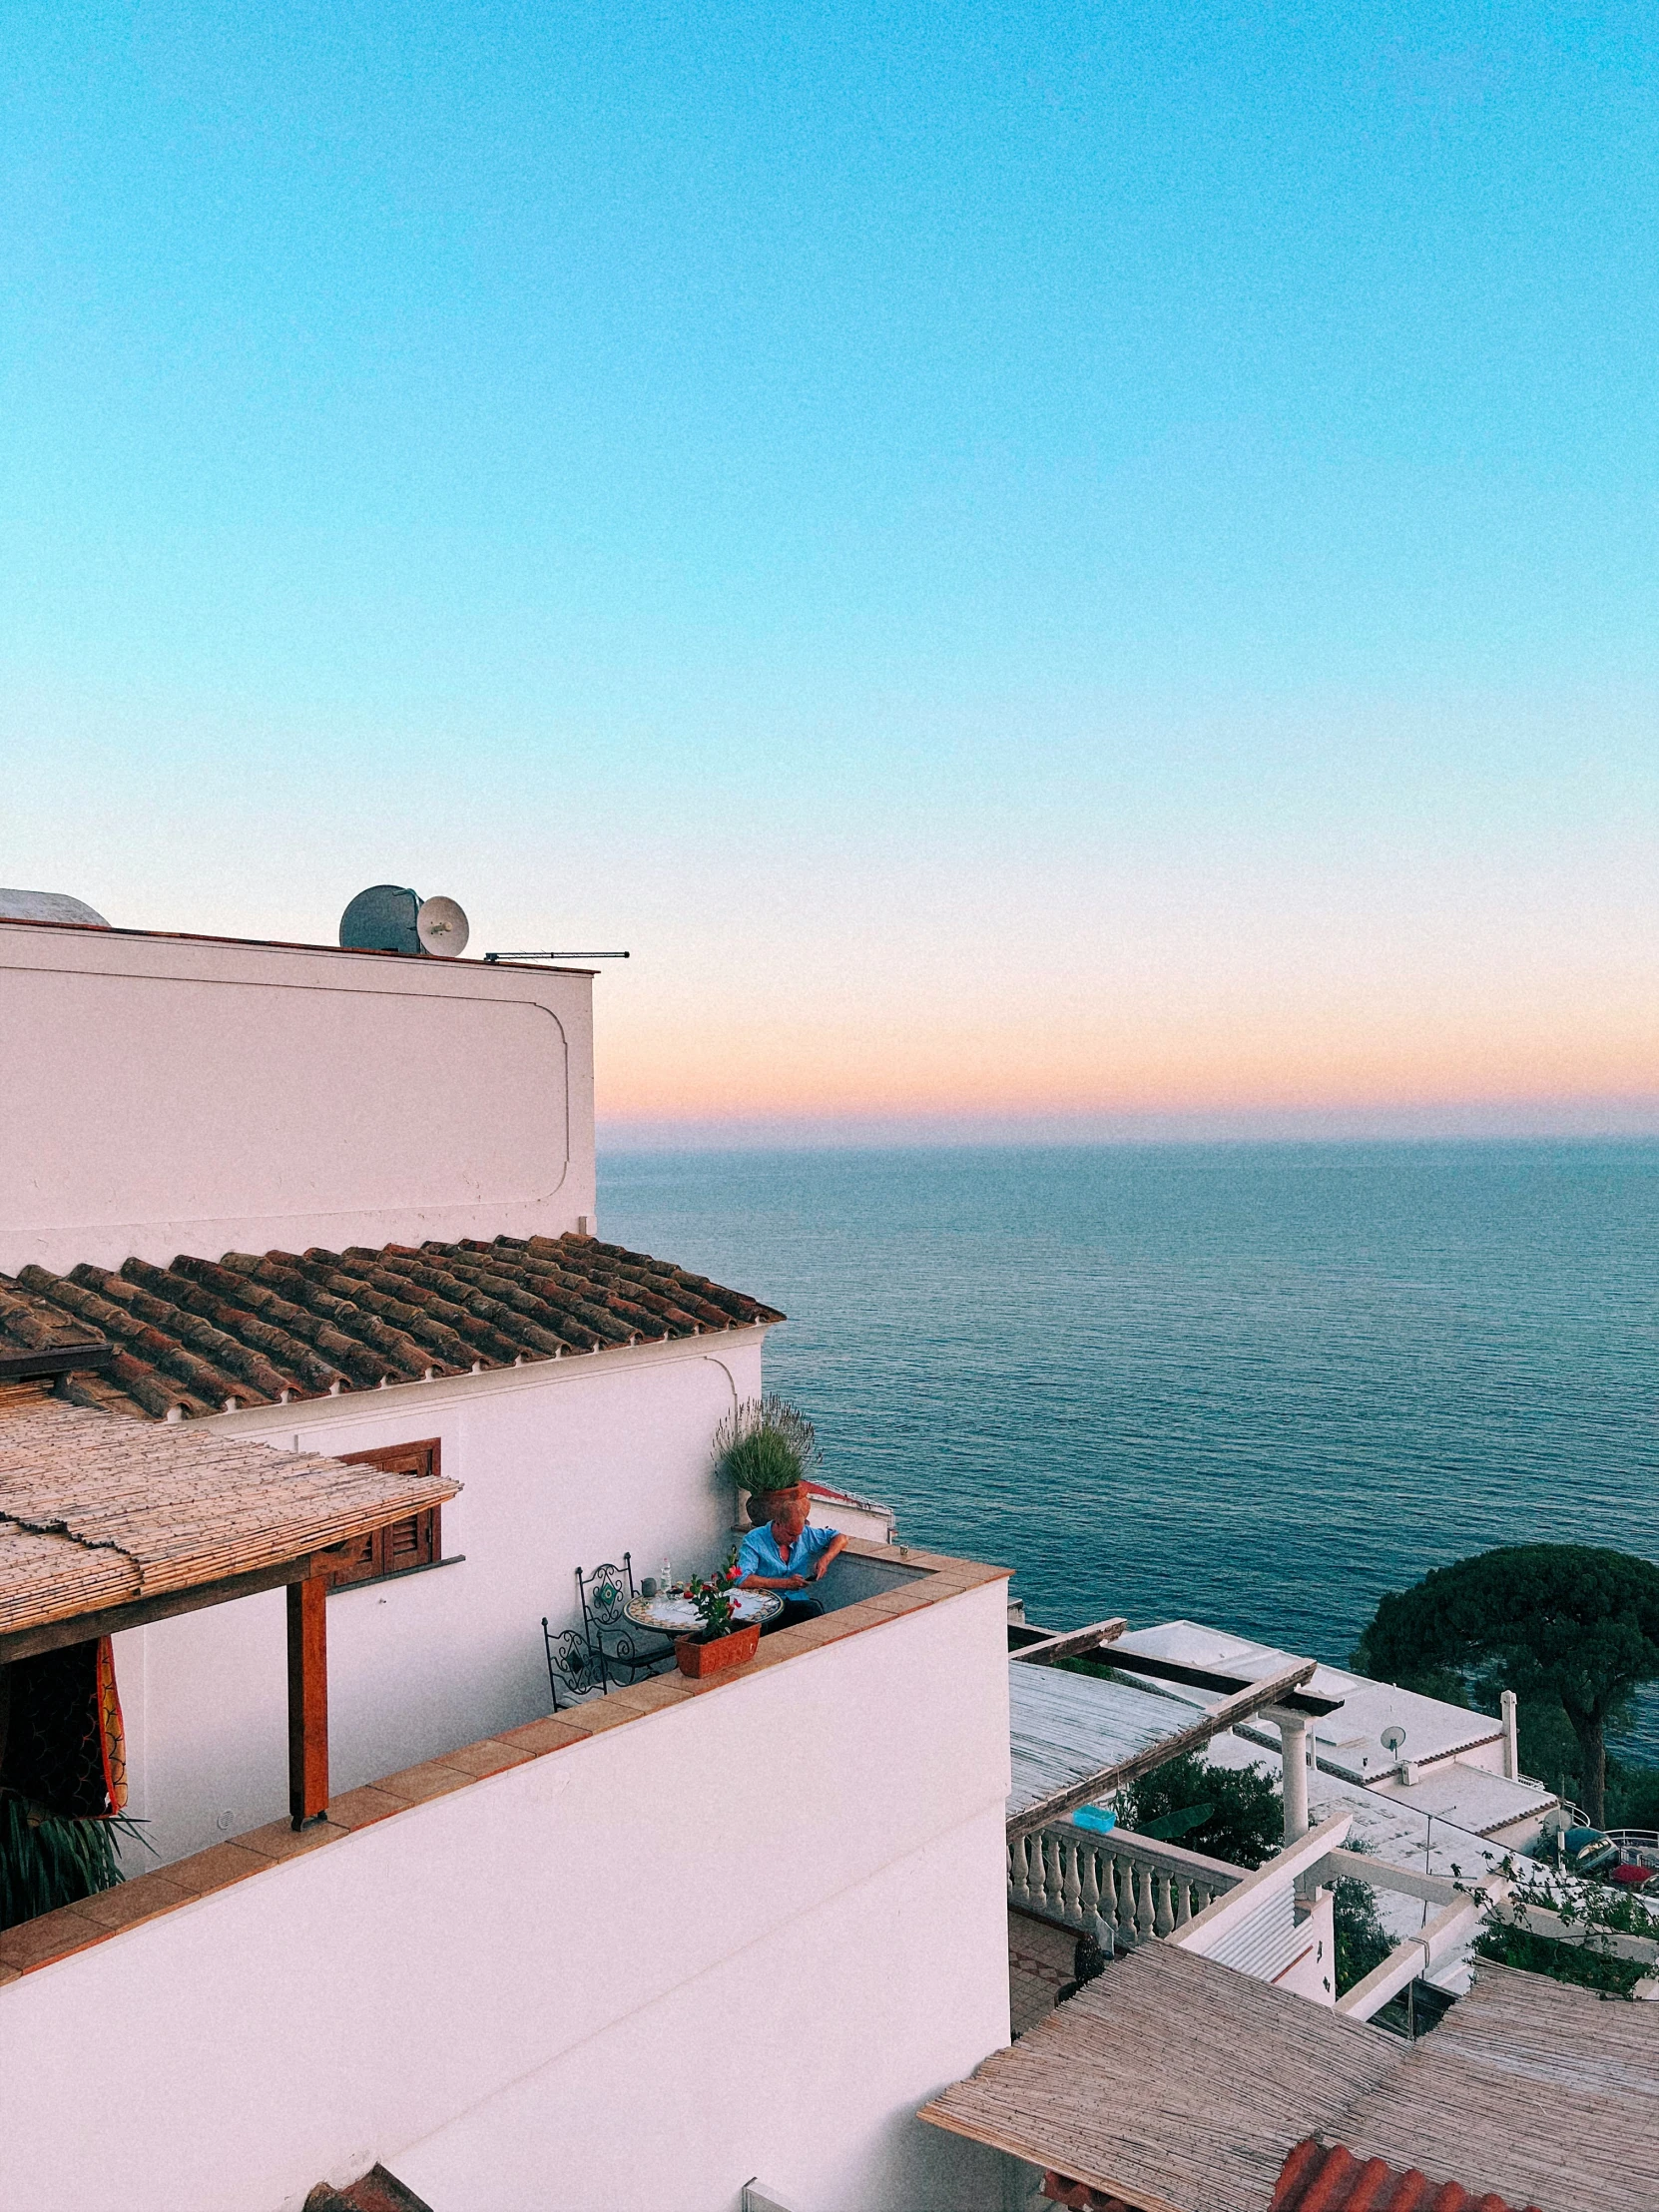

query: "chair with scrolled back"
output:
577 1552 675 1686
542 1619 607 1710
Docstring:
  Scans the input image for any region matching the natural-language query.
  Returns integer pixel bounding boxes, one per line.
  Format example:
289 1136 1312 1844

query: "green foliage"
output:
712 1395 822 1503
1331 1874 1392 1995
1352 1545 1659 1827
722 1427 807 1497
1471 1856 1659 1999
680 1559 745 1643
1114 1750 1283 1871
1472 1920 1646 1997
1608 1761 1659 1831
1503 1859 1659 1944
0 1788 136 1932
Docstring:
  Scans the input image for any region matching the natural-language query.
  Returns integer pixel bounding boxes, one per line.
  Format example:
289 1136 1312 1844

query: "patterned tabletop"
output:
623 1588 783 1633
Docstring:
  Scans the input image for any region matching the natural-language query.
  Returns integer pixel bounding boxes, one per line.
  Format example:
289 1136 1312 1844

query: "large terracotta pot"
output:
745 1481 810 1527
675 1622 763 1679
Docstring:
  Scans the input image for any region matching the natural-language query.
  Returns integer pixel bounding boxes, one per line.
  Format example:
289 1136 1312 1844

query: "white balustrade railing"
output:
1007 1822 1244 1947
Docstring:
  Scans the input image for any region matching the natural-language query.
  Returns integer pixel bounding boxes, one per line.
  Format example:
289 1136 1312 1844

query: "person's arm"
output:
810 1530 849 1581
735 1535 807 1592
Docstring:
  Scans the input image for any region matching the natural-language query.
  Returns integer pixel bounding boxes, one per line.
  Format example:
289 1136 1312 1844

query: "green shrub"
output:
1110 1748 1283 1870
721 1426 808 1496
0 1789 136 1931
712 1395 823 1501
1473 1919 1646 1997
1332 1874 1392 1994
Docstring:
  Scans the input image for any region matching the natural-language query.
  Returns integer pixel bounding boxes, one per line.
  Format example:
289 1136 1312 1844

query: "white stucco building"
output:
0 910 1016 2212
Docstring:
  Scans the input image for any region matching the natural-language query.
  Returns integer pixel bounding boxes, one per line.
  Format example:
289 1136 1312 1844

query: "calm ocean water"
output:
600 1141 1659 1763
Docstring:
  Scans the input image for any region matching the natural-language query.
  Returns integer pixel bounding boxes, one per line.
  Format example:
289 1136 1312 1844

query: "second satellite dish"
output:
416 895 469 957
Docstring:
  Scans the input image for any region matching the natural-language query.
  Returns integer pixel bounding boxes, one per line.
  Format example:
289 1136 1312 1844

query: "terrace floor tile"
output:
326 1785 411 1831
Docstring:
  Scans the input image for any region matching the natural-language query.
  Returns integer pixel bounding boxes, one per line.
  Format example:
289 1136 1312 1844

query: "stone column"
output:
1277 1712 1310 1842
1500 1689 1519 1781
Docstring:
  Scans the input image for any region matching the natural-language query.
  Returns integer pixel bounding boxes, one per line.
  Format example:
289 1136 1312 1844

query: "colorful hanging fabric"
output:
96 1638 128 1814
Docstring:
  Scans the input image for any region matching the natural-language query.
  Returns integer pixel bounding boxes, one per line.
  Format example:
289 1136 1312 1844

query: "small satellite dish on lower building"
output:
1381 1725 1406 1755
416 895 469 957
339 884 422 955
0 888 110 926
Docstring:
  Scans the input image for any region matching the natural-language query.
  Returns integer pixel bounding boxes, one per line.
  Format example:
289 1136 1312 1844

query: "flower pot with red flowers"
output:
674 1562 763 1679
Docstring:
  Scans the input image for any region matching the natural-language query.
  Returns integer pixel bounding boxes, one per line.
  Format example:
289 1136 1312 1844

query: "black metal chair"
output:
542 1619 607 1710
577 1552 676 1685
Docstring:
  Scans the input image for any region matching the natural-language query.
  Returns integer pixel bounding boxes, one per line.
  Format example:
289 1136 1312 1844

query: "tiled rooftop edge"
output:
1 1232 785 1424
0 1538 1008 1985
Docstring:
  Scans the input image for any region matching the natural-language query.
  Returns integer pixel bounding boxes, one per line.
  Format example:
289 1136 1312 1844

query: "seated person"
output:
737 1492 848 1629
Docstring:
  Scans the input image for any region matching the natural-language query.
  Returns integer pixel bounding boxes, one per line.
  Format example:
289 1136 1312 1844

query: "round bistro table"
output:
622 1587 784 1636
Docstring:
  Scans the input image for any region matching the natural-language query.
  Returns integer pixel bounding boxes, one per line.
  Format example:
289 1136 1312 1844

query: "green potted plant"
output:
674 1560 763 1679
712 1395 823 1528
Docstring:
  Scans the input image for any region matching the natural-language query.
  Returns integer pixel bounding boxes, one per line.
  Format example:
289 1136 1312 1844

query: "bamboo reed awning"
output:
923 1939 1403 2212
1335 1959 1659 2212
1007 1656 1315 1836
920 1940 1658 2212
0 1396 458 1657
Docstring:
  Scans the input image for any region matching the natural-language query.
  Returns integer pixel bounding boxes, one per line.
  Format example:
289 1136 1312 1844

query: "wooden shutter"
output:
323 1439 441 1590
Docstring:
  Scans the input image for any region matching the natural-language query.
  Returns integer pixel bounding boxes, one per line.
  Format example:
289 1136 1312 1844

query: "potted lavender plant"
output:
713 1395 823 1528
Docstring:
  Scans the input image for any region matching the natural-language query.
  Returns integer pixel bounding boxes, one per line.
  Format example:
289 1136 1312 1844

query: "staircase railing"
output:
1007 1821 1244 1947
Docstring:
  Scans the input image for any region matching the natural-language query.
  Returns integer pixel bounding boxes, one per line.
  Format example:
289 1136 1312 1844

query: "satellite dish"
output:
339 884 422 955
1382 1726 1406 1755
0 888 110 927
416 895 469 957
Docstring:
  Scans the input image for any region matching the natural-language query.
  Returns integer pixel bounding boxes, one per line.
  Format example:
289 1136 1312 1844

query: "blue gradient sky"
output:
5 3 1656 1140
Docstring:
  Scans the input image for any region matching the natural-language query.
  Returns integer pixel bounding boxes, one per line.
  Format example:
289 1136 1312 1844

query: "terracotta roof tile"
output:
0 1275 110 1382
6 1235 783 1421
1271 2138 1543 2212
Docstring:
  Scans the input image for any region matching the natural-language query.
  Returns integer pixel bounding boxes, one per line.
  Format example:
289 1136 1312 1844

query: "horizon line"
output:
597 1093 1659 1155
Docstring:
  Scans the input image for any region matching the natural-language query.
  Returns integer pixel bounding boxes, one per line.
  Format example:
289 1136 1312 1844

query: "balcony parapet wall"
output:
0 1544 1013 2212
0 1539 1006 1987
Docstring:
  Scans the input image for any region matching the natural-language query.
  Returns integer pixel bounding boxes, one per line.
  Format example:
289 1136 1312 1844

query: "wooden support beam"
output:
1006 1658 1316 1839
287 1574 329 1829
0 1341 113 1382
1009 1617 1129 1666
0 1546 358 1666
1105 1648 1345 1718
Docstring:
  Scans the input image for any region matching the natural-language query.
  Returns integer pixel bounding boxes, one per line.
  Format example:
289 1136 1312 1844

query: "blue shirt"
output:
738 1521 837 1587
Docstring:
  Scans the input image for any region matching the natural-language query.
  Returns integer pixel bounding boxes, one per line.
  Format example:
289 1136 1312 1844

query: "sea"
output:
599 1140 1659 1763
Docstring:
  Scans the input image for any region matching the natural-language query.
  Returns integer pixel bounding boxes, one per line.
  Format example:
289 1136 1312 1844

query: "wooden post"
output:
286 1575 328 1829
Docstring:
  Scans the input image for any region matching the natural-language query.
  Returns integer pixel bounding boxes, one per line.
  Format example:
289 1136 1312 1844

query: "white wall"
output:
117 1331 766 1866
397 1809 1011 2212
0 921 595 1272
1 1578 1013 2212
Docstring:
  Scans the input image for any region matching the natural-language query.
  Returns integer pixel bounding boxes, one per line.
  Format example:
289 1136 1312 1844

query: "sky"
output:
4 1 1656 1145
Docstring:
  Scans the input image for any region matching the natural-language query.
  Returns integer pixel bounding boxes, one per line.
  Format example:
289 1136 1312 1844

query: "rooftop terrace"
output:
0 1535 1007 1984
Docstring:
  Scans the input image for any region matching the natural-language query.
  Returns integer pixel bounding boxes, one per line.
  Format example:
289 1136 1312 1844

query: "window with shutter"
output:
323 1440 442 1591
